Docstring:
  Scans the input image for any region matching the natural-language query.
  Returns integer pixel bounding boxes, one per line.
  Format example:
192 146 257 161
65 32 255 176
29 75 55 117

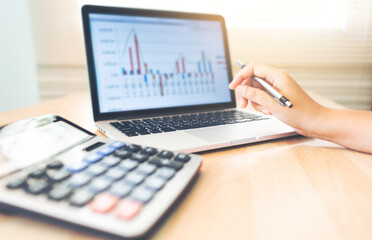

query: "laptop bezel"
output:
82 5 236 121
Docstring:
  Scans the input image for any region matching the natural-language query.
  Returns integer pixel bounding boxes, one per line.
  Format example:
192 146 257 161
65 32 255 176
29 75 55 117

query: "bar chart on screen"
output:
119 28 217 98
90 15 231 112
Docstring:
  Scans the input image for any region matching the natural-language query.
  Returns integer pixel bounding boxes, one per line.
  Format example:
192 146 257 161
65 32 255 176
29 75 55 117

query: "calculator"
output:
0 114 202 238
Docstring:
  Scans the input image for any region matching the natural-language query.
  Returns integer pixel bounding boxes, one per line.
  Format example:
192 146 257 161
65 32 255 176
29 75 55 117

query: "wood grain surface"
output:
0 91 371 240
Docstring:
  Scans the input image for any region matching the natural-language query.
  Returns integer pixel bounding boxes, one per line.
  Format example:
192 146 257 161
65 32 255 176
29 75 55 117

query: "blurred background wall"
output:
0 0 39 112
2 0 372 112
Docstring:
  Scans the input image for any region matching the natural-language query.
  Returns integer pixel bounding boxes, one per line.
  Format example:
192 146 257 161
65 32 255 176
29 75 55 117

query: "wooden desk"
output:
0 92 371 240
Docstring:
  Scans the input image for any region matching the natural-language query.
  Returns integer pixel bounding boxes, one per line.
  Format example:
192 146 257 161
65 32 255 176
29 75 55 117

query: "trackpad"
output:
187 124 262 143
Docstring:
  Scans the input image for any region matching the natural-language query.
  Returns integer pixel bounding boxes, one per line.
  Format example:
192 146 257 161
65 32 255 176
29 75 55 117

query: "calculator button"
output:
118 159 138 171
90 193 119 214
97 146 116 156
88 177 112 194
48 185 73 201
163 160 183 171
26 179 50 195
100 156 121 168
69 189 95 207
109 182 133 198
85 163 109 177
140 147 158 156
83 153 103 164
149 158 183 171
113 149 132 159
136 163 157 176
130 187 155 203
46 161 64 169
175 153 191 163
66 161 89 173
123 172 146 186
129 154 149 163
115 199 143 220
104 168 128 181
145 177 166 191
155 167 176 180
157 150 174 159
28 168 46 178
148 158 164 167
123 144 142 153
6 178 27 189
67 173 92 188
109 141 126 150
47 169 72 182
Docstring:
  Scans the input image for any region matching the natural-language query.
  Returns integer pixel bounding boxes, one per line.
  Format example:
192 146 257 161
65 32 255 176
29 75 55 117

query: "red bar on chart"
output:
144 63 148 74
176 60 180 74
129 47 134 75
159 74 164 96
181 57 186 73
134 34 141 74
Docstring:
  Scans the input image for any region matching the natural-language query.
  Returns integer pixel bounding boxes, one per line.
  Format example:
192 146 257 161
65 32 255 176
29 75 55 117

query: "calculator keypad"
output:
5 141 191 221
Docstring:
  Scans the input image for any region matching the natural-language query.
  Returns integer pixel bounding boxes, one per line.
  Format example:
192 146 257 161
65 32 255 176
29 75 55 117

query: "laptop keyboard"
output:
110 110 269 137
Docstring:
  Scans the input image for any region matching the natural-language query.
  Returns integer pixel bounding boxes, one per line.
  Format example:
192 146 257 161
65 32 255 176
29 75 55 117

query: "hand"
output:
229 62 327 137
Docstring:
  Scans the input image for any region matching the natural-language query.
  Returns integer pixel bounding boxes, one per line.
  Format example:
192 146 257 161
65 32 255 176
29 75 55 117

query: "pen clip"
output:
265 90 284 106
265 90 275 99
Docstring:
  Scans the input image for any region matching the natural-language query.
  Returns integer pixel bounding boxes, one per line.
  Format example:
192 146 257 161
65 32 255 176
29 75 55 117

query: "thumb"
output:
237 84 278 111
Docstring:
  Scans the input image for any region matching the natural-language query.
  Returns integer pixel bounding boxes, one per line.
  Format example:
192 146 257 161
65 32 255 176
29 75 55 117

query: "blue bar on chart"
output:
144 74 148 84
197 61 201 73
208 61 212 73
202 51 207 73
122 68 126 75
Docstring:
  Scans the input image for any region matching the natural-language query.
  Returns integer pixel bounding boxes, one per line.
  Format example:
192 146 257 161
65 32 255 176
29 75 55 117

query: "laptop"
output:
82 5 297 153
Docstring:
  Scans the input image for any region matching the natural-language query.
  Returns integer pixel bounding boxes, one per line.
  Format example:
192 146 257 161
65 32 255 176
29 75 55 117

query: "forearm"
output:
229 62 372 154
309 108 372 153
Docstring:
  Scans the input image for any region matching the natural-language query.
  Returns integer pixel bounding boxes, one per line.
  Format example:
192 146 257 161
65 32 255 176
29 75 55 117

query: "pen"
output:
236 60 293 108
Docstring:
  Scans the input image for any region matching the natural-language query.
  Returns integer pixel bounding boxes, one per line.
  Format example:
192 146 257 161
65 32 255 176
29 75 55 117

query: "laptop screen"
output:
87 12 232 114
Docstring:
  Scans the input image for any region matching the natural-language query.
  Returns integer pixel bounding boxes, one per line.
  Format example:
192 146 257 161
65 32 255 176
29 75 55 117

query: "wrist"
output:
305 105 334 140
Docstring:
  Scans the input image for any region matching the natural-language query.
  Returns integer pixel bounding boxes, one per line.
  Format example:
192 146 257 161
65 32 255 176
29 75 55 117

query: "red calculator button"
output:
89 193 119 213
115 198 143 220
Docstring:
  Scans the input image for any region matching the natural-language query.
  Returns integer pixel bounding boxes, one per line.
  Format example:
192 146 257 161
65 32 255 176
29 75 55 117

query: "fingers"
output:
229 62 278 89
251 102 272 115
238 97 248 108
235 79 250 108
229 64 254 89
237 79 264 109
236 84 277 111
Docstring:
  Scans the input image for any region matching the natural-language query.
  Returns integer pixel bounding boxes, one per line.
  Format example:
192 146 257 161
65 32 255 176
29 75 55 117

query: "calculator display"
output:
0 114 91 177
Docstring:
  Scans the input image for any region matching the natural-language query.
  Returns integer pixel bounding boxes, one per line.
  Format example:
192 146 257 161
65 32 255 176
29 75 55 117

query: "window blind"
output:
30 0 372 109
